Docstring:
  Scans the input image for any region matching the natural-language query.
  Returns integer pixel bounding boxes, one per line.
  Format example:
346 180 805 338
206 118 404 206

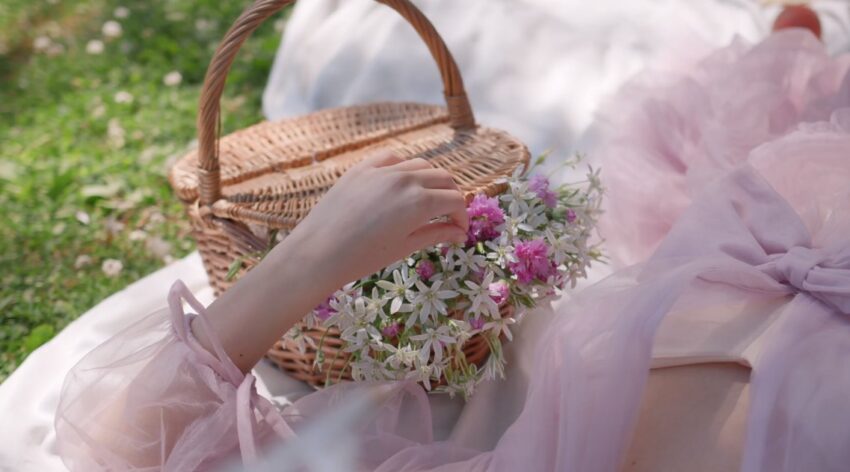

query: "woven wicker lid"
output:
170 102 529 229
169 0 529 231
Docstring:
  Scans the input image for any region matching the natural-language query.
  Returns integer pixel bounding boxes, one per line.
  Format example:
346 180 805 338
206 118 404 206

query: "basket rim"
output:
170 101 450 200
169 101 530 207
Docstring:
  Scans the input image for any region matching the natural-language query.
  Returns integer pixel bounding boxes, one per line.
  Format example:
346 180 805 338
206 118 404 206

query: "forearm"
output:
188 153 467 373
193 227 346 372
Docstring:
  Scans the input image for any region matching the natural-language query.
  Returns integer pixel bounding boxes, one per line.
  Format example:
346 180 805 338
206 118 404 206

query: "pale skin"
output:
192 150 470 373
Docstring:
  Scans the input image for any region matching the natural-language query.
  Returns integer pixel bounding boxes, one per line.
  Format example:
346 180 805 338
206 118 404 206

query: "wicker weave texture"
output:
170 0 530 388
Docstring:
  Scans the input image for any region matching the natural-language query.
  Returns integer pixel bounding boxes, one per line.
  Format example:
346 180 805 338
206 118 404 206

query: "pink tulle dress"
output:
55 30 850 471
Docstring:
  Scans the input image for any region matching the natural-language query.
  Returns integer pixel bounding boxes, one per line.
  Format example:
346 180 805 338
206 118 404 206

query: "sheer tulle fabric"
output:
56 31 850 471
595 30 850 266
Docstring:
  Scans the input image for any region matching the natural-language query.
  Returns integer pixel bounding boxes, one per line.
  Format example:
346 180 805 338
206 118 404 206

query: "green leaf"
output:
225 257 243 281
47 169 76 200
22 324 55 353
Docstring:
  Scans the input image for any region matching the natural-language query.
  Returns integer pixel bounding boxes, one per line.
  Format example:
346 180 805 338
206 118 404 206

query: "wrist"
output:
268 226 346 298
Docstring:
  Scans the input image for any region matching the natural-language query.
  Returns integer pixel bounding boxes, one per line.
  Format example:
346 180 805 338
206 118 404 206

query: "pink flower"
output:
529 174 557 208
416 260 436 281
488 280 510 306
467 194 505 244
382 323 401 338
509 238 556 284
469 317 486 330
313 297 336 321
565 208 577 223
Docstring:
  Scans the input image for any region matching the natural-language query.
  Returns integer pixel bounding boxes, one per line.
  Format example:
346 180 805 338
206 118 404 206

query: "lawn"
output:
0 0 288 382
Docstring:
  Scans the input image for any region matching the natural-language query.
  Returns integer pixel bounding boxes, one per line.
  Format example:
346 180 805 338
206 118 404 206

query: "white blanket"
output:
5 1 850 470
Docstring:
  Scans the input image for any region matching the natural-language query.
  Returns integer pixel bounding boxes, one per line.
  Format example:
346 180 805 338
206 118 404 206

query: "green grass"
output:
0 0 288 382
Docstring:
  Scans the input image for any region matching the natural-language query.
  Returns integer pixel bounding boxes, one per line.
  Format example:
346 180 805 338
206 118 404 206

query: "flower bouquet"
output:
284 154 604 397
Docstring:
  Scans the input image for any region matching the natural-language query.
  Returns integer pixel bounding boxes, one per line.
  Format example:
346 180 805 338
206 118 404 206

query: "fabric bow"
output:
762 245 850 315
650 165 850 317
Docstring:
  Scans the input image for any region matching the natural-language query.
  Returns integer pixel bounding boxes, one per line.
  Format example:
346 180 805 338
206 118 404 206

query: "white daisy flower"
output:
384 343 418 369
375 269 415 314
451 247 486 278
459 271 500 319
406 280 458 325
410 325 456 364
484 317 517 342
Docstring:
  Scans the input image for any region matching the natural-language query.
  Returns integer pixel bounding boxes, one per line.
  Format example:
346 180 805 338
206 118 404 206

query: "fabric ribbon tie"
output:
763 245 850 315
168 281 295 466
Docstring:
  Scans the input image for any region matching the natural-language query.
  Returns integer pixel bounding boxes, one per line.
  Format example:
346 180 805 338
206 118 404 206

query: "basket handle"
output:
197 0 476 206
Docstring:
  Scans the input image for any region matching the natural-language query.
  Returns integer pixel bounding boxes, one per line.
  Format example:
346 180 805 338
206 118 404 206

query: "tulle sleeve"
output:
54 280 293 471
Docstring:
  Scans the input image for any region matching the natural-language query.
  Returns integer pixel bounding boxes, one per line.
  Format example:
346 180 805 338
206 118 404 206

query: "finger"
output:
387 157 433 172
361 149 403 169
412 168 460 191
405 222 467 253
422 189 469 232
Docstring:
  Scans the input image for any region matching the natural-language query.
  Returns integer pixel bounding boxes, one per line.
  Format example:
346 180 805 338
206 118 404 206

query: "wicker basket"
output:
169 0 529 388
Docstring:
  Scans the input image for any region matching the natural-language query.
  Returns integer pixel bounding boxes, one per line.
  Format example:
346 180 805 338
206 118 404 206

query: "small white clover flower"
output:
113 91 133 104
33 36 51 52
163 70 182 87
74 255 92 269
75 211 90 225
101 258 123 277
144 236 171 259
128 229 147 241
102 20 123 39
114 6 130 18
85 39 104 55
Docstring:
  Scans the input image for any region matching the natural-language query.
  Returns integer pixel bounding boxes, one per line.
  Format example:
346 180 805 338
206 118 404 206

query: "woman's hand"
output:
288 151 469 289
200 150 468 372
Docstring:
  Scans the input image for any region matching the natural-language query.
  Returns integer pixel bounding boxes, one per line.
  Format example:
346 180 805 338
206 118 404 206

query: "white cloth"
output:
0 255 212 471
5 1 850 470
263 0 850 167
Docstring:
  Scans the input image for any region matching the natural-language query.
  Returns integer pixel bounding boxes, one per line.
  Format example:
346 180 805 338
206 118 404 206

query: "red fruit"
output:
773 5 822 39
